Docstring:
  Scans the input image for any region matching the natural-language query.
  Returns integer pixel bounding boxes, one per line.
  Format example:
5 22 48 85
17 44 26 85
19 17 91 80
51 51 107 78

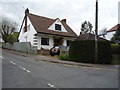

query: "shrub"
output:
69 40 112 64
97 41 112 64
69 40 95 63
111 44 120 55
59 54 69 61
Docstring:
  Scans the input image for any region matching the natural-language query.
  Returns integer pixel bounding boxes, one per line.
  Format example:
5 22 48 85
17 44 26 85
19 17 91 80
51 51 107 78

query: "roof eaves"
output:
37 32 78 38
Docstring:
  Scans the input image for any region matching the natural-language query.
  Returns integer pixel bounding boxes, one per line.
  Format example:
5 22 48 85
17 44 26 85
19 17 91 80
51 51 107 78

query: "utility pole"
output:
95 0 98 63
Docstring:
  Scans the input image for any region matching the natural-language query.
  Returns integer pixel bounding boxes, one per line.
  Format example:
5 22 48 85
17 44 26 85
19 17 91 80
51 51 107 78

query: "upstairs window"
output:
41 37 49 45
55 24 61 31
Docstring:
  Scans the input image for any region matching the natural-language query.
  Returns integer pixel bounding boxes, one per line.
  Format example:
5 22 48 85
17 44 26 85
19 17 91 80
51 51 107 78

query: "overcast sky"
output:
0 0 119 39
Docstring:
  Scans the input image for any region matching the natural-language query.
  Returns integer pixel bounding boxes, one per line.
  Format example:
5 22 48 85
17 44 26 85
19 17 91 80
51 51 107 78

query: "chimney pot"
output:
62 19 66 23
25 8 29 14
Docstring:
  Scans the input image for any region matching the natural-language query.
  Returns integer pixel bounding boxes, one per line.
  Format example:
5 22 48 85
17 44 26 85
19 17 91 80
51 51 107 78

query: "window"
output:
55 24 61 31
27 24 30 31
33 40 37 42
41 37 49 45
33 36 37 39
67 40 71 46
34 33 37 36
33 43 37 45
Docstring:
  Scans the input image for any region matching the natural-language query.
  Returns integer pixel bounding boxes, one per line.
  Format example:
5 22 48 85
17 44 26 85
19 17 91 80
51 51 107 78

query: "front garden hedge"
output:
69 40 112 64
111 44 120 55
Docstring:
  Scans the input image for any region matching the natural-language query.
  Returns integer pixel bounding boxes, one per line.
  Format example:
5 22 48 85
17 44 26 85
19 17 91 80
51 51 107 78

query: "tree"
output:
80 21 93 35
99 27 107 37
7 32 19 44
0 17 18 43
111 24 120 45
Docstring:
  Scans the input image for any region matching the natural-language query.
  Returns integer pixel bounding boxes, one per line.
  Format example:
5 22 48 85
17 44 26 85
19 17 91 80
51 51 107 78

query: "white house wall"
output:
19 17 37 46
63 39 67 46
37 34 76 50
48 19 67 32
19 17 77 50
106 31 115 40
0 38 3 42
37 34 53 50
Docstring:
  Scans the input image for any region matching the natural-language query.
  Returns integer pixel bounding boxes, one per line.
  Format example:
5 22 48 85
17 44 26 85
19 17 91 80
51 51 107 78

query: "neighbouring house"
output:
78 33 107 41
106 24 119 40
18 8 78 50
0 34 3 42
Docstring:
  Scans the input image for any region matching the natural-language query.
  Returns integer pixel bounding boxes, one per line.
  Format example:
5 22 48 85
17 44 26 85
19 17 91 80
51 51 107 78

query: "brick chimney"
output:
25 8 29 14
61 19 66 23
24 8 29 32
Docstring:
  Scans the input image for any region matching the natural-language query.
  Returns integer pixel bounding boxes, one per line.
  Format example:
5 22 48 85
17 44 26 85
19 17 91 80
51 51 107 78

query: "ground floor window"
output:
41 37 49 45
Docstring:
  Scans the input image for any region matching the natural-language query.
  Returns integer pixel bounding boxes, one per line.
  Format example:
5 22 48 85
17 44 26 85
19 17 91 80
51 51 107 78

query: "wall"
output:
106 31 115 40
37 34 53 50
18 17 37 46
48 18 67 32
0 37 3 42
2 42 37 54
37 33 76 50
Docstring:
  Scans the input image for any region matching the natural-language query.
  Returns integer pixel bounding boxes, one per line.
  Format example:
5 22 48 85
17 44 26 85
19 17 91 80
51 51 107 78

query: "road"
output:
2 49 118 88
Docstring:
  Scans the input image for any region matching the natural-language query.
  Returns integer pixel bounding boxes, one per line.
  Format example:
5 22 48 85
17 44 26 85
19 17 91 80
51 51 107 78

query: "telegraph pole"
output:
95 0 98 63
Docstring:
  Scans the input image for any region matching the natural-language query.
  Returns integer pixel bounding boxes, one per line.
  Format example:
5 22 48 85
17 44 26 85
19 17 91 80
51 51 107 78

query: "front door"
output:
53 37 63 46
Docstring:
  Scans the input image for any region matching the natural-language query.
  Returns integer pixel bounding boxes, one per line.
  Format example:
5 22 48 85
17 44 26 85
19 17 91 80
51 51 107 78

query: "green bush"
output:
59 54 69 61
7 33 18 44
111 44 120 55
69 40 112 64
97 41 112 64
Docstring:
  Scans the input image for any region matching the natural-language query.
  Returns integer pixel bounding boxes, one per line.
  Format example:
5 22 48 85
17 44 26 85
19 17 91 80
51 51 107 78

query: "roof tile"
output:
107 24 119 32
27 13 78 37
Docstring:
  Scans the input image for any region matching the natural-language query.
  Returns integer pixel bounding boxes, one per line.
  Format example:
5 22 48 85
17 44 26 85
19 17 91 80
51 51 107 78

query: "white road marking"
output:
19 65 31 73
10 61 16 65
48 83 59 90
48 83 55 87
9 60 31 73
22 67 26 70
26 70 30 73
0 56 4 59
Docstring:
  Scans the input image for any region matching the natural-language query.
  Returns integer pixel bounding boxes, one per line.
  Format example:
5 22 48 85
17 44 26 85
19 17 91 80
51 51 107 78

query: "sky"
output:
0 0 119 40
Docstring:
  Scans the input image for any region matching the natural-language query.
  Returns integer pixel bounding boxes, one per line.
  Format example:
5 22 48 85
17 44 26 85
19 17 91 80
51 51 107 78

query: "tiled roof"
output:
78 33 107 41
27 13 78 38
107 24 119 33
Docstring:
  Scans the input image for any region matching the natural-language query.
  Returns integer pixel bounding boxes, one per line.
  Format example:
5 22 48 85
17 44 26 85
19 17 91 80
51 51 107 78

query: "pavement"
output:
2 49 119 71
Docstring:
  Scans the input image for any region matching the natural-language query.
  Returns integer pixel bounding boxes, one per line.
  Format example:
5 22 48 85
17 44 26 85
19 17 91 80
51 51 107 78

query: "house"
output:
78 33 107 41
18 8 78 50
107 24 119 33
106 24 119 40
0 33 3 42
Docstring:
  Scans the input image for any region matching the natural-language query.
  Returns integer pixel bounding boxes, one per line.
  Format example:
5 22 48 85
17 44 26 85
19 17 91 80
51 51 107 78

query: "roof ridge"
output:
28 13 56 21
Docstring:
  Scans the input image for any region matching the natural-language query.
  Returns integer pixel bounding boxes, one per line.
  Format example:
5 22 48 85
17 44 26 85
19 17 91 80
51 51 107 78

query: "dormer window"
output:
55 24 61 31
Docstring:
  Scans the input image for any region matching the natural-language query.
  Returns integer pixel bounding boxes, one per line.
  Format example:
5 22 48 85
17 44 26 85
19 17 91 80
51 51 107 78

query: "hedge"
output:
111 44 120 55
69 40 112 64
59 54 69 61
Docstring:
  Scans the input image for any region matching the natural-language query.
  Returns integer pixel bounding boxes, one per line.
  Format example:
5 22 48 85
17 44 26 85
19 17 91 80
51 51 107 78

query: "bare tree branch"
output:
0 16 18 42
